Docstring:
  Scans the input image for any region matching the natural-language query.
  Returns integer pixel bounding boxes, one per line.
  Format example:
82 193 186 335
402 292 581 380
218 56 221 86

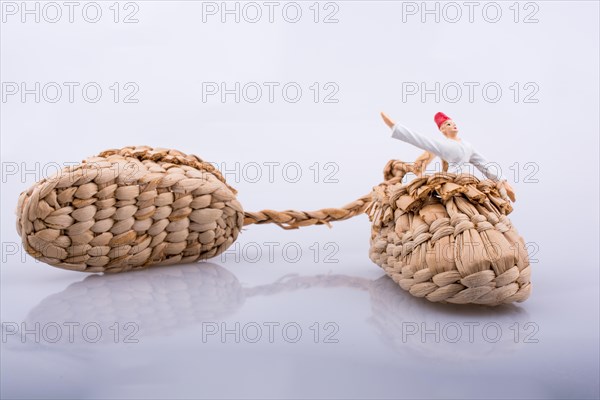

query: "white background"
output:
1 1 599 399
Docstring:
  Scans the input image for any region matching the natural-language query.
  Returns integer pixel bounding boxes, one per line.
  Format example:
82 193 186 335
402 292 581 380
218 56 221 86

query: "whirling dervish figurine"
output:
380 111 516 202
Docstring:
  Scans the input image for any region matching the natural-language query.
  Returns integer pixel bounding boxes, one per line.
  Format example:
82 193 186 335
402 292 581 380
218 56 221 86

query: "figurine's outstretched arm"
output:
470 149 516 202
470 150 507 182
380 112 464 163
381 112 516 202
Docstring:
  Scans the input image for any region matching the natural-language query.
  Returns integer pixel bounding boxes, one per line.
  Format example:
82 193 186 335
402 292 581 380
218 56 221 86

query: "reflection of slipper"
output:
24 264 373 344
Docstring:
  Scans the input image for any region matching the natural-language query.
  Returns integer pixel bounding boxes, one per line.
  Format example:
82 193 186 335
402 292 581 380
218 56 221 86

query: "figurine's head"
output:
434 112 458 138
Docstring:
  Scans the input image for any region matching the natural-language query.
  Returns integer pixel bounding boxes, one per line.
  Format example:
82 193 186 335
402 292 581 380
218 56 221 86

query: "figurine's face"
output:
440 119 459 137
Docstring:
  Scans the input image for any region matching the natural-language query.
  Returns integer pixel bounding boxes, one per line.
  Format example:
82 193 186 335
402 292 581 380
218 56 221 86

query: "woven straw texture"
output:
16 146 244 273
366 160 531 306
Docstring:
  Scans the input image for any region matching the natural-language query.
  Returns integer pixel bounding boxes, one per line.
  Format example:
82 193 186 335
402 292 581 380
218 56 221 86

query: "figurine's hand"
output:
380 112 395 129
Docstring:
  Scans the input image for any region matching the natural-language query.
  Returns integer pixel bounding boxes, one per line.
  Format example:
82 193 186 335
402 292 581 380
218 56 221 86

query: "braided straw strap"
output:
243 194 373 229
16 146 244 273
367 165 530 306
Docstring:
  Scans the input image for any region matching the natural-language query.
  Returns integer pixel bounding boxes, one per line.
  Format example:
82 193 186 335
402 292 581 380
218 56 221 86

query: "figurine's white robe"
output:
391 123 507 182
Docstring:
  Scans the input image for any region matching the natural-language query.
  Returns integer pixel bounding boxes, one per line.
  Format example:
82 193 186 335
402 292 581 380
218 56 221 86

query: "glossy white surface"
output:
1 1 598 398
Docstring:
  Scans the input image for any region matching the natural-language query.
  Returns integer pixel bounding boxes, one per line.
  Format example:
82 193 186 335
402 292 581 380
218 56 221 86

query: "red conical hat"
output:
434 112 451 128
